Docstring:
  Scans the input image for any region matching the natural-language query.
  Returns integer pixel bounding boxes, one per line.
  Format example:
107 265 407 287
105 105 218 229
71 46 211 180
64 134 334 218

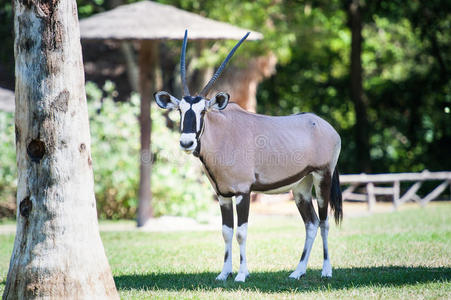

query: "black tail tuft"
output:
330 168 343 224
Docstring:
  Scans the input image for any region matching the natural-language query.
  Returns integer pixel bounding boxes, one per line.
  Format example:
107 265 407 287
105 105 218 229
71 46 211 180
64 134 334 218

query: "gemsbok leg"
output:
289 174 319 279
216 196 234 281
313 170 333 278
235 193 250 282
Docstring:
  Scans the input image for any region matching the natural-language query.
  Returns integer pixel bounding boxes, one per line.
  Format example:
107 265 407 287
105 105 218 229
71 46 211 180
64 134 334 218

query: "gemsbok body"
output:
154 30 343 282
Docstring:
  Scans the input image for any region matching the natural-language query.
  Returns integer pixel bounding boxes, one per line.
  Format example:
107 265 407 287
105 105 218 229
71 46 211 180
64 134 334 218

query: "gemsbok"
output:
154 30 342 282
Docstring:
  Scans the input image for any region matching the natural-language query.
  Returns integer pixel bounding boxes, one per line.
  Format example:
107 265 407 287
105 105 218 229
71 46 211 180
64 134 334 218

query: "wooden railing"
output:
340 170 451 211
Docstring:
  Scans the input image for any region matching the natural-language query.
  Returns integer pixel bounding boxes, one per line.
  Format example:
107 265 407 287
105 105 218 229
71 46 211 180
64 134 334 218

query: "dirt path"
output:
0 201 437 235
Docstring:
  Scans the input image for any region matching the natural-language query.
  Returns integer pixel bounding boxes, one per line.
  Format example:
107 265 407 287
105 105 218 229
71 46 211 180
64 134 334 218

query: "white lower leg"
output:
216 225 233 280
320 219 332 277
289 221 319 279
235 223 249 282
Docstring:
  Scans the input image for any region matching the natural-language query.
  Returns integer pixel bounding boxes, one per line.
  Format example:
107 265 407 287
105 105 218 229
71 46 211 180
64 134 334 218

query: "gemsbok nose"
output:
180 140 194 149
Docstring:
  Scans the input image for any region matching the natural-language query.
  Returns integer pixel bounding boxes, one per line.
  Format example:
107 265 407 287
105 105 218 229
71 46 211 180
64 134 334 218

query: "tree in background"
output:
348 0 371 172
0 1 14 90
0 0 449 175
257 0 450 173
3 0 118 297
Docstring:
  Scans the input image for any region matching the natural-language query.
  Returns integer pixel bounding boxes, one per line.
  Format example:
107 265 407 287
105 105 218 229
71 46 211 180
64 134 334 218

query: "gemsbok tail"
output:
330 168 343 224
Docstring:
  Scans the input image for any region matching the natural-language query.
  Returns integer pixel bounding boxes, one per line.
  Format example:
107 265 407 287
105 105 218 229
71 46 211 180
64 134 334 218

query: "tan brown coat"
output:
199 103 341 196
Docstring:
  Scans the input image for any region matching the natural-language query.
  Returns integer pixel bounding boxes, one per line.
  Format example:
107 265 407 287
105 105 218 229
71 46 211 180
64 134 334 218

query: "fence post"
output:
367 182 375 212
393 180 400 210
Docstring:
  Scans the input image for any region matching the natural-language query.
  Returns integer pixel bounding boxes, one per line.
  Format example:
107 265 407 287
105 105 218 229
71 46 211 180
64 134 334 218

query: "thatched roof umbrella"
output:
0 87 15 113
79 0 262 227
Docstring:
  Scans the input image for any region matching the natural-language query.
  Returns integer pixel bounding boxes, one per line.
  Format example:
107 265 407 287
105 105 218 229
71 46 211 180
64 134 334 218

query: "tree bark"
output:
348 0 371 173
3 0 119 298
137 40 158 226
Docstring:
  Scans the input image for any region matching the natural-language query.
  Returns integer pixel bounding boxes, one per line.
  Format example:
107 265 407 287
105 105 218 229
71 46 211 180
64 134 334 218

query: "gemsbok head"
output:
154 30 342 282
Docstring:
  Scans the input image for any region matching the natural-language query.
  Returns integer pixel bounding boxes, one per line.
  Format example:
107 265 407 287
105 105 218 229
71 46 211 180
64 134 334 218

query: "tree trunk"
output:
348 0 371 173
3 0 119 298
120 42 140 92
136 40 158 227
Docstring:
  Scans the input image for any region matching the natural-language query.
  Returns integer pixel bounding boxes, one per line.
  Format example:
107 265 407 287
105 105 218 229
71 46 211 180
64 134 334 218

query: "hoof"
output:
234 272 249 282
321 263 332 278
288 271 305 280
215 272 231 281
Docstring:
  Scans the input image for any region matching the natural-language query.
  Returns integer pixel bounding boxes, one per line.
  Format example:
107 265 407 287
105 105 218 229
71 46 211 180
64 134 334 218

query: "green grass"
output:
1 204 450 299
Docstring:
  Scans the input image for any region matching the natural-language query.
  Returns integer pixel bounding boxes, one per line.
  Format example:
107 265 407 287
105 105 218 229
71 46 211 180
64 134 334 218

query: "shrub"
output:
0 82 214 220
86 81 213 219
0 111 16 219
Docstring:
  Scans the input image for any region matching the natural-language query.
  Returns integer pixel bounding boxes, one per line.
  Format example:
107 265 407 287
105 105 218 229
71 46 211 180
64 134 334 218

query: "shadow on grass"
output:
114 266 451 293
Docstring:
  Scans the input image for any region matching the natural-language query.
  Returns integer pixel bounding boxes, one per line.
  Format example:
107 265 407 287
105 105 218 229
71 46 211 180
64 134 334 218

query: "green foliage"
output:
161 0 294 65
0 0 449 180
77 0 107 18
86 81 140 219
256 1 451 173
0 1 14 85
161 0 451 173
86 81 213 219
0 82 213 220
0 112 16 208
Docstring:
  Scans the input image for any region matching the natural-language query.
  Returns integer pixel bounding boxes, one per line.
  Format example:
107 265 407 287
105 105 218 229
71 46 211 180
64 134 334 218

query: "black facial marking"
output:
182 109 196 133
183 96 203 103
193 138 201 157
197 110 206 138
180 96 207 137
300 249 307 262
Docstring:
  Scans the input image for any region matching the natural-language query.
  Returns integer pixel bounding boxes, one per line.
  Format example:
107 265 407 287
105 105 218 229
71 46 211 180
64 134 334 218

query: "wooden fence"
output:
340 170 451 211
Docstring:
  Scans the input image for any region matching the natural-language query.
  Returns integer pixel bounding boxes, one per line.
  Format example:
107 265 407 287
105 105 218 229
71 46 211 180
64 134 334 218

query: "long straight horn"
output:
181 29 190 96
199 32 250 97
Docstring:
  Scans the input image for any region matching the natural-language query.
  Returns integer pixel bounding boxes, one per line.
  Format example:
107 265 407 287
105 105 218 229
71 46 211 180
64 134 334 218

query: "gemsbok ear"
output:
207 92 230 111
154 91 180 109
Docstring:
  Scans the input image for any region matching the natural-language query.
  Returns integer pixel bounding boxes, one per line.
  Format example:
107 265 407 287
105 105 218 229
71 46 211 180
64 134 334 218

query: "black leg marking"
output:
315 172 333 279
240 255 243 264
220 204 234 228
318 170 332 221
236 194 250 227
224 251 229 262
300 249 307 262
295 194 318 224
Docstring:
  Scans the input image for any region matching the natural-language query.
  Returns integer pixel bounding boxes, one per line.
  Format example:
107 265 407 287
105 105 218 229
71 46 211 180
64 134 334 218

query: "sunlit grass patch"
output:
0 203 450 299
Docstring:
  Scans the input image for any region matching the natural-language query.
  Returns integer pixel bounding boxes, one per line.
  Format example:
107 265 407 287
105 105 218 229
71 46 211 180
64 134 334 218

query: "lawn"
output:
1 203 450 299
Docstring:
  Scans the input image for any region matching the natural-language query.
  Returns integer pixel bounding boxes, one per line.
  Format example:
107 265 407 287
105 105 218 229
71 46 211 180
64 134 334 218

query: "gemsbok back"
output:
154 30 342 282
